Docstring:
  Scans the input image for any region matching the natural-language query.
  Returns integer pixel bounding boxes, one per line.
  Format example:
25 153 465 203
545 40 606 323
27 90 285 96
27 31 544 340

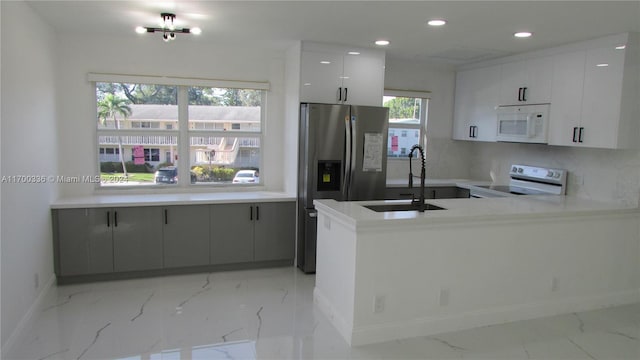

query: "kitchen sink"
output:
364 203 445 212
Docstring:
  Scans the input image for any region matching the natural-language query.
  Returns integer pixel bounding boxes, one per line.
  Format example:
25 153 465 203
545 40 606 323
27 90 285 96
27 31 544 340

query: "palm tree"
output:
98 94 132 177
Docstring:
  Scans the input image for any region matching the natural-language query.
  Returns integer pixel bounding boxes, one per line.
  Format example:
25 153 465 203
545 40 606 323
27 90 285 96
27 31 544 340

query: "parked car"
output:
154 167 178 184
232 170 259 184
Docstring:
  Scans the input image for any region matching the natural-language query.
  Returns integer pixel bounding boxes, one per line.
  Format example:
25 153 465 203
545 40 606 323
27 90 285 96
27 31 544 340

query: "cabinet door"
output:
548 51 586 146
254 202 296 262
113 207 163 272
300 50 344 104
453 64 501 141
163 205 210 268
57 208 113 276
499 57 553 104
499 60 529 104
579 45 626 148
210 204 254 264
342 53 385 106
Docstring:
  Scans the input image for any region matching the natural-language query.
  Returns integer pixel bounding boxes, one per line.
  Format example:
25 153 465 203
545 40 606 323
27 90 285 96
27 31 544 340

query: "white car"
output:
232 170 259 184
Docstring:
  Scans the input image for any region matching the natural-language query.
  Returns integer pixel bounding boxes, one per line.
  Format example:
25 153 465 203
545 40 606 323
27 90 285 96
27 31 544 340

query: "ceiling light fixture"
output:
136 13 201 42
348 51 361 55
427 19 447 26
615 45 626 50
514 31 532 38
375 40 390 46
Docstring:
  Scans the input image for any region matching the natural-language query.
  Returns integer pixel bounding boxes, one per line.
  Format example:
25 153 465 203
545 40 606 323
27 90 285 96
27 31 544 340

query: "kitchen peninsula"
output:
313 195 640 346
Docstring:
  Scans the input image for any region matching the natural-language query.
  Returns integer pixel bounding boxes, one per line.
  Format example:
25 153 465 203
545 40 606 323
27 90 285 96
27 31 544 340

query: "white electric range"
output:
468 164 568 198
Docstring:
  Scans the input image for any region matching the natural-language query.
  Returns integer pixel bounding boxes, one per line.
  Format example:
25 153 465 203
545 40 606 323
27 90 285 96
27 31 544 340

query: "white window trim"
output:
384 89 429 160
88 73 270 91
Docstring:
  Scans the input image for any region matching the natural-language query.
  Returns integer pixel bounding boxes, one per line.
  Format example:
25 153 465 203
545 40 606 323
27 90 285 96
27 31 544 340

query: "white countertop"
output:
51 191 295 209
314 196 640 230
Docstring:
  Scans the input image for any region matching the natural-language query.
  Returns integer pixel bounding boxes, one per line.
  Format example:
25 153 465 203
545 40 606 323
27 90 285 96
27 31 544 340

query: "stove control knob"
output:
554 173 561 178
547 171 554 177
517 167 523 173
511 166 518 173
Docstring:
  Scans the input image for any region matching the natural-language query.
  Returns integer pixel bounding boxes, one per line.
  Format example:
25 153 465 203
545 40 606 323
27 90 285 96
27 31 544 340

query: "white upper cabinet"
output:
499 56 553 105
549 33 638 149
547 51 586 146
453 64 501 142
300 42 385 106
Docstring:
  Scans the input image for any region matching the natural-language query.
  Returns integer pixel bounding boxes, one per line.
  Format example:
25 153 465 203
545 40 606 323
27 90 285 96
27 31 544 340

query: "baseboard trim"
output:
1 274 56 357
313 287 353 345
349 289 640 346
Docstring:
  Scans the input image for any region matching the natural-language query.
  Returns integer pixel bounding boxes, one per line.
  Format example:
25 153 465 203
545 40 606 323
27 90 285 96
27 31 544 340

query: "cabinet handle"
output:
164 209 168 225
578 127 584 143
250 206 253 220
107 211 110 227
474 126 478 138
256 206 260 221
114 211 118 227
518 87 522 101
522 87 528 102
469 126 474 138
343 87 348 102
572 127 578 142
338 87 342 101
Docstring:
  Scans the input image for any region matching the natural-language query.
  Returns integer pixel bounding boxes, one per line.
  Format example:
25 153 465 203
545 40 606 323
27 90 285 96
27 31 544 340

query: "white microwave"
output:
496 104 550 144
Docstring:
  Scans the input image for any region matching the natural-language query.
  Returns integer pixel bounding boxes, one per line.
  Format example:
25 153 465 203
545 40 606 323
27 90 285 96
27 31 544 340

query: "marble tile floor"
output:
4 266 639 360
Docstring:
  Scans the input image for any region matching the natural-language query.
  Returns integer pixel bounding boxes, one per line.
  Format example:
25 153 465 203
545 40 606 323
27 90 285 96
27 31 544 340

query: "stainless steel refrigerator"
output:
297 103 389 273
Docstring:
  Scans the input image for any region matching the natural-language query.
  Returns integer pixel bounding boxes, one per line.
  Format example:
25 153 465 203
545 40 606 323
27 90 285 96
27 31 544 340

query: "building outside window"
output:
382 90 429 158
93 75 267 188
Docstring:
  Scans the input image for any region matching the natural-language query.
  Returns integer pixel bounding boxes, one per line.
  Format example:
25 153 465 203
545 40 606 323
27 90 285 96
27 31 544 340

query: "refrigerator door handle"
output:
342 115 352 200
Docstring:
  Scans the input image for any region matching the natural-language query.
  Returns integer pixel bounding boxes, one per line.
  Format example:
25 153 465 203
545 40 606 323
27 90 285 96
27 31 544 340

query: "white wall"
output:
54 33 287 197
383 58 472 181
1 1 58 350
283 42 301 195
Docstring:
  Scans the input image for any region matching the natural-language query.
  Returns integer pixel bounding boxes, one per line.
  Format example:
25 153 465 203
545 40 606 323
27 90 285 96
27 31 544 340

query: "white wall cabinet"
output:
300 42 385 106
499 56 553 105
549 33 638 149
454 32 638 148
452 64 501 142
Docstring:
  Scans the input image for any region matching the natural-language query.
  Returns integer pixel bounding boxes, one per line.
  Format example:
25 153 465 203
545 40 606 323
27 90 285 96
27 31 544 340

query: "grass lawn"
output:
101 172 155 183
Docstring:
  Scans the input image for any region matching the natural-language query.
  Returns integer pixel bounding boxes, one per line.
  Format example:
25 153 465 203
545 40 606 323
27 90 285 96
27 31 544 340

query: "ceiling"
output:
26 1 640 64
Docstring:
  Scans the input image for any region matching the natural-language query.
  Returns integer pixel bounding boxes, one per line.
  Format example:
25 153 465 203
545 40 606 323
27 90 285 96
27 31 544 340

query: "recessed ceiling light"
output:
320 61 331 64
427 19 447 26
596 63 609 67
190 27 202 35
375 40 390 46
348 51 361 55
135 26 147 34
615 45 626 50
514 32 532 38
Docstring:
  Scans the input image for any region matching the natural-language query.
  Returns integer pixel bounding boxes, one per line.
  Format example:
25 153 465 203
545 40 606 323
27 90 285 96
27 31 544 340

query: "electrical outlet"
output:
551 277 559 292
373 295 385 313
34 273 39 289
439 288 449 306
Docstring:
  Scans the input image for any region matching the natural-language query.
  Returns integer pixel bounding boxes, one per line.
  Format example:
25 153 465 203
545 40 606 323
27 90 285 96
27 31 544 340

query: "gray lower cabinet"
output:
112 207 163 272
163 205 210 268
54 200 295 281
210 203 255 264
55 208 113 276
210 201 295 264
254 202 295 261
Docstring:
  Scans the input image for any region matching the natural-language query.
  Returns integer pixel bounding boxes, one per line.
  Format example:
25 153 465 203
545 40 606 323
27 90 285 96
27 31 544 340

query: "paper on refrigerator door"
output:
362 132 383 172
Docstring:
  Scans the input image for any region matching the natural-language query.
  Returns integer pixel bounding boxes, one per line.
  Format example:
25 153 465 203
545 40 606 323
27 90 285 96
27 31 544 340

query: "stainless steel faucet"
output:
408 144 426 212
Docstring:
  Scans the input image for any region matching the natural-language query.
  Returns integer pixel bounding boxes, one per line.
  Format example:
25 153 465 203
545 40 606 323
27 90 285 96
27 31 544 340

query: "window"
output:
92 74 268 189
188 86 263 185
382 90 429 158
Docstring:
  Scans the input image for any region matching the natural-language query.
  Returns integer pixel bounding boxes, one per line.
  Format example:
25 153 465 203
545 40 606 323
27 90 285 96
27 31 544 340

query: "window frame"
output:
383 89 430 160
90 73 269 191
